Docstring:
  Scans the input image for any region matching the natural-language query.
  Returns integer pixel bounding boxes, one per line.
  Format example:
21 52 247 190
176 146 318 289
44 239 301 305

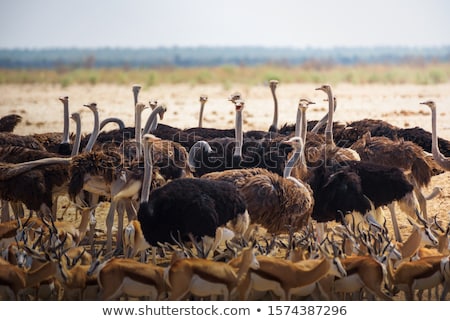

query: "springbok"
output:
94 257 168 300
167 245 259 300
232 243 346 300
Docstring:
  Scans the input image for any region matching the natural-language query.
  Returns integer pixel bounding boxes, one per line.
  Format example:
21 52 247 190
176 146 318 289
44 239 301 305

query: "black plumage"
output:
137 178 248 246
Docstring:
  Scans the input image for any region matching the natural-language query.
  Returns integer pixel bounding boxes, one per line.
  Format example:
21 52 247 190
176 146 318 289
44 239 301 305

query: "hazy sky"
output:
0 0 449 49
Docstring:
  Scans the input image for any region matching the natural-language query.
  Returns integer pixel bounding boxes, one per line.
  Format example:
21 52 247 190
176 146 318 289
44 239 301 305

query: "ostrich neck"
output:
0 157 71 180
283 143 306 179
430 107 450 170
140 141 153 203
85 109 99 152
133 88 140 107
311 102 337 134
70 116 81 157
295 108 301 137
62 100 70 144
100 117 125 131
143 106 165 134
135 108 144 157
297 107 307 144
198 102 206 128
270 86 278 131
234 110 243 158
325 91 335 147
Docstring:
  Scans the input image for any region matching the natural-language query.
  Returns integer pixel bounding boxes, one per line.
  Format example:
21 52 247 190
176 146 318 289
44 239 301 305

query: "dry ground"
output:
0 82 449 300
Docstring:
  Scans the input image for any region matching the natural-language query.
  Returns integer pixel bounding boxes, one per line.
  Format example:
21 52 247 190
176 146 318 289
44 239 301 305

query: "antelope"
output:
232 243 346 301
387 254 448 300
0 256 58 300
416 216 449 258
55 253 99 300
393 215 438 263
94 257 167 300
167 245 259 300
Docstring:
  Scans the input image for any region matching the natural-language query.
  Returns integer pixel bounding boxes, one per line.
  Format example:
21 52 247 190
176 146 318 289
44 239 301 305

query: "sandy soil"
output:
0 82 449 300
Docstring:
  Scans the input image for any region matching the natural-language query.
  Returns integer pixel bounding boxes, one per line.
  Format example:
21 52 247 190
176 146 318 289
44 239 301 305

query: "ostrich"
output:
137 134 250 258
0 114 22 133
350 131 434 225
0 113 82 221
332 117 450 158
420 100 450 171
202 135 314 236
0 156 71 218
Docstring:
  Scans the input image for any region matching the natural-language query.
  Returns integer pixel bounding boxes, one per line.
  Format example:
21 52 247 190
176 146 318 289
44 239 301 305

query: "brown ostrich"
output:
0 157 71 218
420 100 450 171
0 113 82 221
202 135 314 235
351 131 434 213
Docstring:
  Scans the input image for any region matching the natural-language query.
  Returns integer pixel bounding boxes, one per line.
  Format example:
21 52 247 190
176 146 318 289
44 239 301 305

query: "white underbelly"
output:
190 275 228 298
251 274 284 298
412 271 443 290
289 283 317 297
334 273 365 293
121 277 159 299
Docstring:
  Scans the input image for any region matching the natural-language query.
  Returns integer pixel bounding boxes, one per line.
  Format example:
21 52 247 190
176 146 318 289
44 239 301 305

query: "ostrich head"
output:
228 92 243 103
234 99 245 112
132 84 142 95
269 79 279 90
83 102 98 112
298 98 315 109
59 96 69 104
420 100 436 110
149 100 158 109
156 104 167 121
199 95 208 103
315 84 332 94
283 136 304 151
135 102 148 113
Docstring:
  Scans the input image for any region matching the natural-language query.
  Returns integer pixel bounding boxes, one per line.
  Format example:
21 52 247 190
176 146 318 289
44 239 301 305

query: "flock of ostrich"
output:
0 80 449 301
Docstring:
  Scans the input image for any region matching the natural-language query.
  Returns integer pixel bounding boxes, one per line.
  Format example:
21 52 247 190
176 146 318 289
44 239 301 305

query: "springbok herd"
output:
0 82 449 301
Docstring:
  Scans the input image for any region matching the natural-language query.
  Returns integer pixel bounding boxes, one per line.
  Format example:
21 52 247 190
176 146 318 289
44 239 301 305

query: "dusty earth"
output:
0 82 449 300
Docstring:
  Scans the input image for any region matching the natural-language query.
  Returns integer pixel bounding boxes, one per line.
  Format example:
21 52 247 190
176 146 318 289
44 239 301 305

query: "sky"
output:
0 0 449 49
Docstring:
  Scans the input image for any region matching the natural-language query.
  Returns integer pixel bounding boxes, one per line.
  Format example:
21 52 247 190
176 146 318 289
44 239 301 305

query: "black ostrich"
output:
137 134 250 257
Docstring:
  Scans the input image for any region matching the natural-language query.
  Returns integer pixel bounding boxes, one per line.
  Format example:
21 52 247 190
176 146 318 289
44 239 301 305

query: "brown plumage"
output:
350 132 433 188
0 114 22 133
202 167 314 234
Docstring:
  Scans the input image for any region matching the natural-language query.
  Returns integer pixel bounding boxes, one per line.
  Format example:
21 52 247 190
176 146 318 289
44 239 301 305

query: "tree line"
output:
1 46 449 68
